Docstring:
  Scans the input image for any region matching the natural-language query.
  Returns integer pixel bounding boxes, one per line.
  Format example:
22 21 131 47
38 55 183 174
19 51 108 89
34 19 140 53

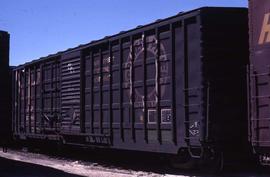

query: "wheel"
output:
199 149 224 172
171 149 198 170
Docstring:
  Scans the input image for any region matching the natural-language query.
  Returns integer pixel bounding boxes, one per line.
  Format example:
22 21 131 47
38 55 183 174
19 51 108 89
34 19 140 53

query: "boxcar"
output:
249 0 270 165
12 7 249 169
0 31 12 146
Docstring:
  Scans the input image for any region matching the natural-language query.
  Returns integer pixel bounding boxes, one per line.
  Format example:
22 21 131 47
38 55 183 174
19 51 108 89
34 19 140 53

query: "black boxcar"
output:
12 7 249 168
0 31 11 145
249 0 270 165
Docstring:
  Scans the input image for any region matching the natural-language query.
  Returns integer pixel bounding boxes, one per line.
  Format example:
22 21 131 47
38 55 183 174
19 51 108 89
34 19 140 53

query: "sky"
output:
0 0 248 66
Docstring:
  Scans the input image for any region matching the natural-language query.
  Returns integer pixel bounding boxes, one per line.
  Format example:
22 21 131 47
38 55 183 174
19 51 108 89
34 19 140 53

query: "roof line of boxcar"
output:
14 6 246 69
0 30 9 34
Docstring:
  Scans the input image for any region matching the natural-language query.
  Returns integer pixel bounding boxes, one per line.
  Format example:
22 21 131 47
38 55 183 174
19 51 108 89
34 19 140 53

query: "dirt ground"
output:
0 148 269 177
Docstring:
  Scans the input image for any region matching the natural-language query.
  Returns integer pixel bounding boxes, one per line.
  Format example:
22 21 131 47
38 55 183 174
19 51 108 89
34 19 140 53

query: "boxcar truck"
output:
249 0 270 165
0 31 11 148
12 7 249 170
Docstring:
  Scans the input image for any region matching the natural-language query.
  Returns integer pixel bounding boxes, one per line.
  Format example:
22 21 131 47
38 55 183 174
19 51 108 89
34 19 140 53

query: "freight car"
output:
12 7 249 169
248 0 270 166
0 31 12 147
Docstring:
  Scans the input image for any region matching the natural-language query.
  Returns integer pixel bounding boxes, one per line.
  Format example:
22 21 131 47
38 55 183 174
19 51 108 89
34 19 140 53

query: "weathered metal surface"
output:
249 0 270 164
249 0 270 146
13 57 61 136
60 51 81 133
12 8 249 159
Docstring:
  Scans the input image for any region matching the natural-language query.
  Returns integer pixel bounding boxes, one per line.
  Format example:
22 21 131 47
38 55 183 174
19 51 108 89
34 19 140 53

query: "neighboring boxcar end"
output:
249 0 270 165
12 7 250 169
0 31 12 146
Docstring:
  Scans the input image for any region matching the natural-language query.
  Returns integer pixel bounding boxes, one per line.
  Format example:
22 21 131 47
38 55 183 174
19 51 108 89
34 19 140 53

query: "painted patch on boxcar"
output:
124 35 171 124
258 13 270 45
125 35 169 101
161 109 172 124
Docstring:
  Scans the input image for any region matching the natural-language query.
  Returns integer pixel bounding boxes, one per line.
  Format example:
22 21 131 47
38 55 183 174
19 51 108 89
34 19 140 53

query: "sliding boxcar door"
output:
60 51 81 133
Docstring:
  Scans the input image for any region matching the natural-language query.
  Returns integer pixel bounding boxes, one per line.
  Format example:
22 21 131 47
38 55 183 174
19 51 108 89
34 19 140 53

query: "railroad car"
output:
12 7 249 169
0 31 12 146
248 0 270 165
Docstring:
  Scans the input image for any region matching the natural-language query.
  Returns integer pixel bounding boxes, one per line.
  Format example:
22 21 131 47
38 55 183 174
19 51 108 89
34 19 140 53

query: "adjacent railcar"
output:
12 7 249 168
0 31 12 145
249 0 270 165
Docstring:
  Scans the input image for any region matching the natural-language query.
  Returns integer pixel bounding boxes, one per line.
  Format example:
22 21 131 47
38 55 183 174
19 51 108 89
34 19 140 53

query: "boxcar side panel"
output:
42 59 61 133
78 11 203 153
11 8 249 158
183 16 203 148
13 57 61 139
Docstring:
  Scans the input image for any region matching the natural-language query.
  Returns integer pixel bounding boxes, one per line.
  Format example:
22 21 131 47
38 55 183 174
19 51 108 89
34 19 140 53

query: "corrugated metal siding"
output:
249 0 270 147
13 58 61 136
41 60 61 132
81 20 201 147
60 51 81 133
183 17 203 147
11 8 249 155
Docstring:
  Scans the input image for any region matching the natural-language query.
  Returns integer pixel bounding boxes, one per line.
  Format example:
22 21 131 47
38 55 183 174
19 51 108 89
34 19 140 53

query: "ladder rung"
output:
252 140 270 143
251 118 270 121
183 87 203 91
183 103 202 107
252 95 270 99
185 137 200 140
252 72 270 77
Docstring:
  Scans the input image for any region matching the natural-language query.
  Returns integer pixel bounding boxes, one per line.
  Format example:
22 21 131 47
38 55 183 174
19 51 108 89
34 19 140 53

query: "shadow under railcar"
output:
0 156 84 177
